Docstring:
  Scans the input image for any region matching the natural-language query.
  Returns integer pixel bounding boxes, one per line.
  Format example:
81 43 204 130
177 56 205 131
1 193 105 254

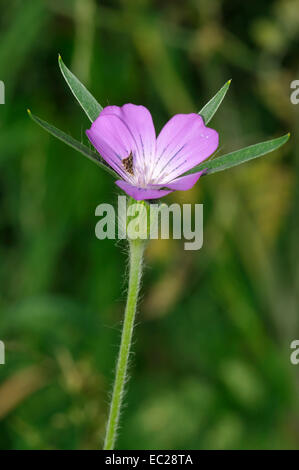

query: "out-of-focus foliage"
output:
0 0 298 450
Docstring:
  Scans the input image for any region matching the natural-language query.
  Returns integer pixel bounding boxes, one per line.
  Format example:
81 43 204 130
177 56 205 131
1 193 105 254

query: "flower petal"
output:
86 104 156 183
165 171 205 190
154 113 218 182
86 114 134 180
115 180 172 200
100 104 156 174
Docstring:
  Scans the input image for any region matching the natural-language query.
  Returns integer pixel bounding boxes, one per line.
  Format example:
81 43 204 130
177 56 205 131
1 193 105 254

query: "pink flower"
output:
86 104 219 200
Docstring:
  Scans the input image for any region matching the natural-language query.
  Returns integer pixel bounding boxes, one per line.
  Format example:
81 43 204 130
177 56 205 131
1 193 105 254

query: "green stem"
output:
103 239 145 450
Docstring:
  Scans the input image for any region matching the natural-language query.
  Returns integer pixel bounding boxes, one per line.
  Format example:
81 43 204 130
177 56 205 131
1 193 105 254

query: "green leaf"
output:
186 133 290 175
58 54 102 122
27 110 117 177
199 80 231 124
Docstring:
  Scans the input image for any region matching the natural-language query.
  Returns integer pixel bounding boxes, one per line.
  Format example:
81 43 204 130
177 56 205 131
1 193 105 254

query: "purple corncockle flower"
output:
86 104 219 200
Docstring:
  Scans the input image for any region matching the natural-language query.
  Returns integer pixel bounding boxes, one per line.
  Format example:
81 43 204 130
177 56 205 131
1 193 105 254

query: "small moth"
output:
122 151 134 175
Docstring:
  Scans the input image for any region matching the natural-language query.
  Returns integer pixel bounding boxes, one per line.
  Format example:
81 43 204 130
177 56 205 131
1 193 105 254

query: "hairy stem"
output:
103 239 145 450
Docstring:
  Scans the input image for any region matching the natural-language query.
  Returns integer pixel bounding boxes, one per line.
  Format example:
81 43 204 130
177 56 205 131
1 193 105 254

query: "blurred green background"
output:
0 0 299 450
